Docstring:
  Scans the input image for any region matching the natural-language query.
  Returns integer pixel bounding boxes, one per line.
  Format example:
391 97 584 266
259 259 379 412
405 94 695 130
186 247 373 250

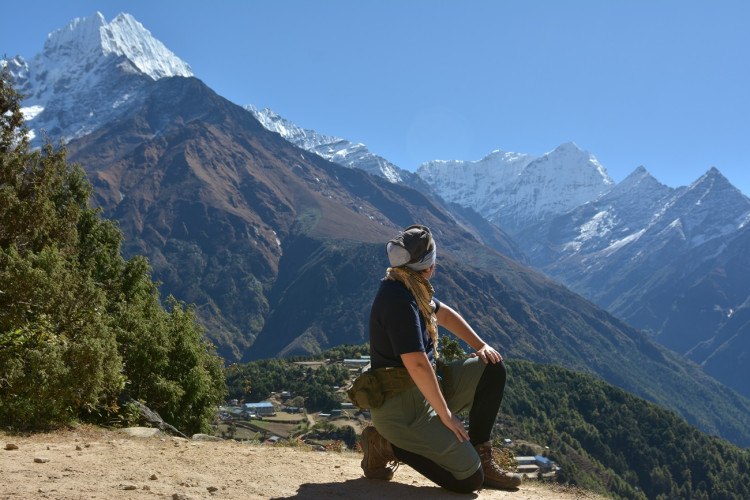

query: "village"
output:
215 355 559 479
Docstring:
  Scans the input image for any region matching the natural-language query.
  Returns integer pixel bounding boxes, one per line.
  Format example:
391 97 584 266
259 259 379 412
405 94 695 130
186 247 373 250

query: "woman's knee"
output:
482 359 507 385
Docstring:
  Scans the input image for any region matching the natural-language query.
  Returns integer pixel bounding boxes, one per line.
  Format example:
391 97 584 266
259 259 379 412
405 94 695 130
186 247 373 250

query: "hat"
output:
386 225 437 271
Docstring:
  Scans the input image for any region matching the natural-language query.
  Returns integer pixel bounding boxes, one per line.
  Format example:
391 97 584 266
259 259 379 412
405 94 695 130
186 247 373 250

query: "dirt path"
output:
1 426 603 499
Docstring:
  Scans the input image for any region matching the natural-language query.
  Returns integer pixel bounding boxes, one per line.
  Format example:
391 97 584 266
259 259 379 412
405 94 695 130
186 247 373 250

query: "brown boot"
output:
474 442 522 489
360 426 398 480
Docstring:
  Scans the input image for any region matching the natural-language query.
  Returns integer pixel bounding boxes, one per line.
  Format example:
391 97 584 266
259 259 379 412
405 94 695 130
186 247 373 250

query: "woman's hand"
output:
439 410 470 442
471 343 503 364
402 351 470 442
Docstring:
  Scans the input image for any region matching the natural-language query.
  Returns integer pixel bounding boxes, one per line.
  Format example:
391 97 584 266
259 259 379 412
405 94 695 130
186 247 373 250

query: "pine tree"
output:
0 66 225 433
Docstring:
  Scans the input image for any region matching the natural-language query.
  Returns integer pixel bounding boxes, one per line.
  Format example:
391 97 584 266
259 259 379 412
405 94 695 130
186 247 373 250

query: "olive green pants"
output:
370 356 487 480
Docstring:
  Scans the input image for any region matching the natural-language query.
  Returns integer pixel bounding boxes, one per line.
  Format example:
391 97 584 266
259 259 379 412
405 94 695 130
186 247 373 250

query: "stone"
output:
120 427 166 438
191 434 223 442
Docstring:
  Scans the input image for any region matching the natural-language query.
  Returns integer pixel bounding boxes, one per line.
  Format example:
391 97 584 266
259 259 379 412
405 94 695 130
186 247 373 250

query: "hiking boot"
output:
360 426 398 480
474 442 522 489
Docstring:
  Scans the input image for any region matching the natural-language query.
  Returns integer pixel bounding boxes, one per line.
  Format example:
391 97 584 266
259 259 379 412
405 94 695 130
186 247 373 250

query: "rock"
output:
207 486 218 492
150 474 159 480
191 434 223 442
120 395 187 438
122 484 138 490
120 427 166 438
34 458 50 463
5 443 18 450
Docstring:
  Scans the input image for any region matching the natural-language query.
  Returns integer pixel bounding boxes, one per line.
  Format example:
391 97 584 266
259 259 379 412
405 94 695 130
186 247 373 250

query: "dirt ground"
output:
1 426 605 500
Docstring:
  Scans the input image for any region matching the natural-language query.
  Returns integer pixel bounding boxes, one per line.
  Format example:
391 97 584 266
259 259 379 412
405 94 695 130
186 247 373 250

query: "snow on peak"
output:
612 166 665 194
42 12 107 58
100 13 193 79
41 12 192 81
417 143 614 233
3 12 193 145
246 105 408 184
544 142 613 184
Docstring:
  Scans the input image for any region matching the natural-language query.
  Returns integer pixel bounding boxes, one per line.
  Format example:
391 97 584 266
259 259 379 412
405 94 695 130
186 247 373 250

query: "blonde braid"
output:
385 266 438 356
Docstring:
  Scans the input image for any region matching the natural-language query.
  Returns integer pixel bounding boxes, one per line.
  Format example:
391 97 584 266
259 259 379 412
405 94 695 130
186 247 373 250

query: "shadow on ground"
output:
270 477 481 499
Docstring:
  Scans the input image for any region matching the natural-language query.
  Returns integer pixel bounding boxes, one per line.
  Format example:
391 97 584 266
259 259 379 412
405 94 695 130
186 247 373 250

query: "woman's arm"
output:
400 351 469 442
436 303 503 364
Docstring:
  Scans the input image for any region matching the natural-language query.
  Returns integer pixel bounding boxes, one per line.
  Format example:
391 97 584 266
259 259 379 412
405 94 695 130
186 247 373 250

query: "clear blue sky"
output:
2 0 749 195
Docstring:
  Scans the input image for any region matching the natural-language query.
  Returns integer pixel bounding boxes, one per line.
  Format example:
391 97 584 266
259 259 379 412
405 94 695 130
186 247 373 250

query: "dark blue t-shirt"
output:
369 279 441 369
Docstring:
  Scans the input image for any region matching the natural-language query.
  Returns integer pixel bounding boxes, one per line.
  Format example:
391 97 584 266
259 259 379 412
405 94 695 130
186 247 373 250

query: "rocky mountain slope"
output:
246 105 527 263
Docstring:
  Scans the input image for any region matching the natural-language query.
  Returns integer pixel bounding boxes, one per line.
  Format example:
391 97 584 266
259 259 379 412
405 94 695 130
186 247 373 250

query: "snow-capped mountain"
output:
246 105 407 184
245 98 750 401
414 138 750 398
416 142 615 234
516 167 750 288
516 166 677 265
3 12 191 144
511 166 750 398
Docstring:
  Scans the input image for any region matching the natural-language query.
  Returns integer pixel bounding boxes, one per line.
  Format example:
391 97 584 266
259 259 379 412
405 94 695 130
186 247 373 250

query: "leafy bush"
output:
0 66 225 434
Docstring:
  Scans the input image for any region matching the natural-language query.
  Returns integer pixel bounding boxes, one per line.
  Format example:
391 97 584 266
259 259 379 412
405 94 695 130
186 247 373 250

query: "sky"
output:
2 0 749 195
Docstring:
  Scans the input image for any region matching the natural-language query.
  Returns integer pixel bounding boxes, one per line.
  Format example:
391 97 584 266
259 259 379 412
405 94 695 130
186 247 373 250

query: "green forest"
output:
224 355 355 412
501 359 750 499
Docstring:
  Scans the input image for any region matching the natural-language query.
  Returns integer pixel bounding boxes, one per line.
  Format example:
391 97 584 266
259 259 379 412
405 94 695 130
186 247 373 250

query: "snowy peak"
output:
99 13 193 79
3 12 192 145
41 12 106 60
39 12 192 83
543 142 613 183
620 165 653 185
688 167 739 196
246 105 408 184
417 143 614 233
610 166 670 198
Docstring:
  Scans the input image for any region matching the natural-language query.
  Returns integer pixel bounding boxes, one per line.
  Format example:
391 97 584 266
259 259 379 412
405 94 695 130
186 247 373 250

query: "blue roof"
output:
244 402 274 408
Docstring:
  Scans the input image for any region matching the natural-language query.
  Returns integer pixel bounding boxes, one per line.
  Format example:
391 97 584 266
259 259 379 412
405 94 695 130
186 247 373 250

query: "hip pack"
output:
347 367 415 409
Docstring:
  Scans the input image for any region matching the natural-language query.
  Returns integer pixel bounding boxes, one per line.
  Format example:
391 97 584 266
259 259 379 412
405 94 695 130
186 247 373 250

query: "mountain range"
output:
415 147 750 401
4 12 750 446
249 102 750 401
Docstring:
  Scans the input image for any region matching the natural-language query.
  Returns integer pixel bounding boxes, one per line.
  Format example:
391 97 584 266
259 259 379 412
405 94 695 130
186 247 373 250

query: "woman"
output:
361 224 521 492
